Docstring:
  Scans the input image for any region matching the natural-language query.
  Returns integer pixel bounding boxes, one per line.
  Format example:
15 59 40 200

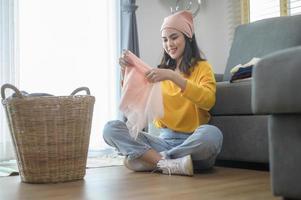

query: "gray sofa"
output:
252 46 301 200
209 15 301 164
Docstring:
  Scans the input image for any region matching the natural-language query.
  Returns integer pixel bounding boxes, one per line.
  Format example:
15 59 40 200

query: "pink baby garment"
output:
119 51 164 139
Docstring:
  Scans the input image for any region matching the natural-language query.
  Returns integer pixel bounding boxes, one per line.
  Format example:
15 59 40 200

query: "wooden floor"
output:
0 166 280 200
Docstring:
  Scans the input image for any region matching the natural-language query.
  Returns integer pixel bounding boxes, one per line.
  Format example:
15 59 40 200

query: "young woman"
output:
103 11 223 176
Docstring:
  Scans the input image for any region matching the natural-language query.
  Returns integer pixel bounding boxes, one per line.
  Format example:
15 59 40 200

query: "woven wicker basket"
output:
1 84 95 183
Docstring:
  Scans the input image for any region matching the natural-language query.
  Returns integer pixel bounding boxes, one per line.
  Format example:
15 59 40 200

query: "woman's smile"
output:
168 47 177 55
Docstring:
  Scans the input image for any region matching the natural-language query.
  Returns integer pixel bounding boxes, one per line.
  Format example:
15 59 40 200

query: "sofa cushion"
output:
211 80 252 115
224 15 301 81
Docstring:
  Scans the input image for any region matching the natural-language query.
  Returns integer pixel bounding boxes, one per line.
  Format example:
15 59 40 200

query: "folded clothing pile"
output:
230 57 260 83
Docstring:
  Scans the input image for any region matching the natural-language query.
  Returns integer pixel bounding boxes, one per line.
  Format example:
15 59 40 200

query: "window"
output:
18 0 120 151
250 0 280 22
242 0 301 23
289 0 301 15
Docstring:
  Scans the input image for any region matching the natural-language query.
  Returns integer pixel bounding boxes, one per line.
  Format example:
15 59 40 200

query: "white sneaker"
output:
123 157 155 172
157 154 194 176
159 151 168 159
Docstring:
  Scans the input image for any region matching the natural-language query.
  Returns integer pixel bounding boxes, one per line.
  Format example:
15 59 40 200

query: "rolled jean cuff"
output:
127 146 152 160
159 151 170 159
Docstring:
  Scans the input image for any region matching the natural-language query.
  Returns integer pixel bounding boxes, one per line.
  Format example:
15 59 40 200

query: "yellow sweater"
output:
154 61 216 133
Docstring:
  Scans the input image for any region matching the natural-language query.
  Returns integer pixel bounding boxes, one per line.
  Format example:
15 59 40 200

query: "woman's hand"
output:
119 50 133 78
145 68 187 91
145 68 174 83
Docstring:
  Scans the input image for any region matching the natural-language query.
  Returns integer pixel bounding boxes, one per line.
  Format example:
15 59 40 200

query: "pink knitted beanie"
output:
161 10 194 38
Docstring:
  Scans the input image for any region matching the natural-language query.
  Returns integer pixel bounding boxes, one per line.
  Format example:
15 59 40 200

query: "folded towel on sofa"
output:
230 57 260 83
230 57 261 75
230 65 253 82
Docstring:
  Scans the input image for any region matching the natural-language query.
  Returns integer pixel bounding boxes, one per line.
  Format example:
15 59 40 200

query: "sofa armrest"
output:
214 74 224 82
252 46 301 114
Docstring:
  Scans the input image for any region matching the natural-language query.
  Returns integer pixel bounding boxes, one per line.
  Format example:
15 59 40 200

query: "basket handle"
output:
1 84 24 100
70 87 90 96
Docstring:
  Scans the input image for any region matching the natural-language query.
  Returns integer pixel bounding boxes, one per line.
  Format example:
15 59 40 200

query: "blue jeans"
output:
103 120 223 170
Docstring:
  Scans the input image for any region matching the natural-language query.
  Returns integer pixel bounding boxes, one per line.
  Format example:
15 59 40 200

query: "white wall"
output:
136 0 239 74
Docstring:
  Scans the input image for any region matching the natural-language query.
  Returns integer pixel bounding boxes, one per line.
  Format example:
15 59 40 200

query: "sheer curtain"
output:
0 0 19 162
16 0 119 151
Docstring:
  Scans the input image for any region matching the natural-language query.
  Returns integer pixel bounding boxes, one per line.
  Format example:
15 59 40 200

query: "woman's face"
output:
161 28 186 63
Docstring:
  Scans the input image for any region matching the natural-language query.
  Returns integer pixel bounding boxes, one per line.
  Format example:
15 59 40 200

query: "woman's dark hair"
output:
158 34 206 76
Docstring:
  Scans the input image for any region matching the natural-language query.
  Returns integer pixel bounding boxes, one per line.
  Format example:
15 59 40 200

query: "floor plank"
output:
0 166 280 200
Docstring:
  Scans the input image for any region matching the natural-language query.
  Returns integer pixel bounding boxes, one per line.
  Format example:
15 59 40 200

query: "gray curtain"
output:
121 0 140 56
119 0 140 122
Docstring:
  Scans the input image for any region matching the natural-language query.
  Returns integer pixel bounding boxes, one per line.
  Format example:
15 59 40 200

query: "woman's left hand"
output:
145 68 187 91
145 68 174 83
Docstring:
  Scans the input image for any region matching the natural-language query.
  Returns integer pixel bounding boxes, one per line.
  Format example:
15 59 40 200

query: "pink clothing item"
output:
119 51 164 139
161 10 194 38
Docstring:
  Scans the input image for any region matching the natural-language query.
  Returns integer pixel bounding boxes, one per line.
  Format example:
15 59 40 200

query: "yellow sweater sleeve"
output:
181 62 216 111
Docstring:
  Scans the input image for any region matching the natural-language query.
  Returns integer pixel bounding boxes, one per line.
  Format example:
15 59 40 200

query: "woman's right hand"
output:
119 50 132 78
